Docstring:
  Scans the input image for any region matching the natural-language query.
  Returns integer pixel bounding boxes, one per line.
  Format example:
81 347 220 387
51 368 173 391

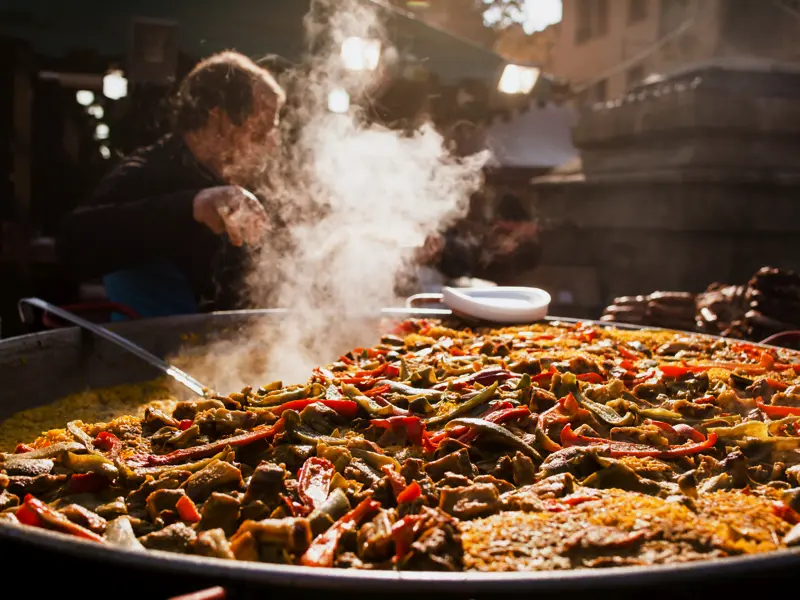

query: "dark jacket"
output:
58 135 249 312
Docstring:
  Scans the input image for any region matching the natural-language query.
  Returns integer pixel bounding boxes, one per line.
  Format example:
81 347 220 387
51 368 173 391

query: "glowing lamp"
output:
95 123 110 140
87 104 104 119
498 64 540 95
76 90 95 106
341 37 381 72
328 88 351 114
103 70 128 100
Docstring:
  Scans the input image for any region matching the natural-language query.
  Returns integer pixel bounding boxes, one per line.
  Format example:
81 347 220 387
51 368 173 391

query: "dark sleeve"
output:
57 156 207 280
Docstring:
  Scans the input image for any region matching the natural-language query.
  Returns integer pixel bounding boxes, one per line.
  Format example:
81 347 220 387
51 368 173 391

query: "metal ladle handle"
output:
18 297 210 398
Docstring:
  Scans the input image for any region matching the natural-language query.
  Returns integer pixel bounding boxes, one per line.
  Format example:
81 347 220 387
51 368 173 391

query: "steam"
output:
175 0 488 393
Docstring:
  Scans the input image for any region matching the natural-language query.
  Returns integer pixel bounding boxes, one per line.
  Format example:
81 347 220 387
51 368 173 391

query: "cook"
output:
58 51 284 318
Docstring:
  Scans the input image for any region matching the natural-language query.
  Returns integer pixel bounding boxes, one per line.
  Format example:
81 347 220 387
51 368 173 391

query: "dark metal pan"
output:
1 309 799 595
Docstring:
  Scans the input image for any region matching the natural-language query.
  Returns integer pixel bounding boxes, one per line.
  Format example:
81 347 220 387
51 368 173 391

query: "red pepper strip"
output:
390 514 425 562
272 399 359 418
677 361 765 375
363 384 391 398
458 407 532 444
645 419 678 436
14 443 34 454
576 327 599 343
420 430 438 453
68 473 110 494
381 464 407 498
93 431 121 452
576 372 605 384
560 424 717 458
339 377 391 392
355 363 390 378
168 586 227 600
396 481 422 504
338 355 354 365
765 378 789 391
531 366 558 383
354 347 390 359
15 502 42 527
176 495 202 523
523 333 556 342
450 347 466 356
672 423 707 443
659 433 718 458
731 342 762 359
139 418 285 467
17 495 105 543
617 346 640 361
618 359 636 371
537 394 587 435
371 416 426 446
560 392 591 417
179 420 194 431
694 395 716 404
562 494 600 507
631 368 658 386
313 367 336 381
428 403 523 446
535 394 591 452
760 352 792 371
432 367 514 391
658 365 700 378
298 457 335 510
280 493 309 518
773 502 800 525
301 498 381 567
756 397 800 418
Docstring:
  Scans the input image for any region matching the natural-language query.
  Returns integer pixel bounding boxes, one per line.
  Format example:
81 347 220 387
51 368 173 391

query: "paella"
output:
2 319 800 572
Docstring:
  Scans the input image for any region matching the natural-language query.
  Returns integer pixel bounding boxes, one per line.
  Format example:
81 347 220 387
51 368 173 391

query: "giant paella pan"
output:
1 309 800 595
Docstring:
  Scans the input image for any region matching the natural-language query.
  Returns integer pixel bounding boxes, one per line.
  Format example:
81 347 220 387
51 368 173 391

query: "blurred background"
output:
0 0 798 339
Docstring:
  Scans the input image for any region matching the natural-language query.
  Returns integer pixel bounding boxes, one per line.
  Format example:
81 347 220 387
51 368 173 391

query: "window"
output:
575 0 610 44
627 64 645 88
597 0 609 35
629 0 647 24
576 0 593 43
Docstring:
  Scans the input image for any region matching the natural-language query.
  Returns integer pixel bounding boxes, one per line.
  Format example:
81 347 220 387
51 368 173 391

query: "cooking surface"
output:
2 311 800 595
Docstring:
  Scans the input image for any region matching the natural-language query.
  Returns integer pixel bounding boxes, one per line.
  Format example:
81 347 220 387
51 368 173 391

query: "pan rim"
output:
2 519 800 590
2 310 798 589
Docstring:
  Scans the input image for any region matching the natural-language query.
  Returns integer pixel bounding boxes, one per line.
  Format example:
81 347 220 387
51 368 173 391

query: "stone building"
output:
550 0 800 104
521 2 800 319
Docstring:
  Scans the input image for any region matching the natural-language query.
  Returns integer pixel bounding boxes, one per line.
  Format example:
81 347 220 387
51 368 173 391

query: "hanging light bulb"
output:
103 69 128 100
99 146 111 160
87 104 104 119
498 64 540 95
327 88 351 114
76 90 95 106
95 123 110 140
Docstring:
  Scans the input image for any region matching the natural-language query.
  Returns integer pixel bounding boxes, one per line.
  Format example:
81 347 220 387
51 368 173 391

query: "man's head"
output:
175 51 286 180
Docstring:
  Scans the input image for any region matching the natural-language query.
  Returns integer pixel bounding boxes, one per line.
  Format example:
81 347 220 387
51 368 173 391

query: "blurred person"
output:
435 193 540 285
58 51 284 317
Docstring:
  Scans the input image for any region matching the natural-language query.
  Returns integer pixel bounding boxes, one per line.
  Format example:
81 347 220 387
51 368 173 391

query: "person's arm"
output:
59 154 268 280
58 190 203 280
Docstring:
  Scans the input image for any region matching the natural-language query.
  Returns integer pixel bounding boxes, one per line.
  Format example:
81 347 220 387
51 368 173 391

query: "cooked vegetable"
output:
298 457 335 510
425 382 499 427
2 319 799 573
300 498 380 567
